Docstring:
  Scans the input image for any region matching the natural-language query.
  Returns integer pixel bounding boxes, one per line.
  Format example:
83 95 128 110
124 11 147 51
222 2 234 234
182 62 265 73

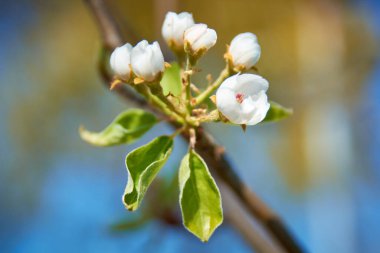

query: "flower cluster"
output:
82 11 291 243
110 11 271 126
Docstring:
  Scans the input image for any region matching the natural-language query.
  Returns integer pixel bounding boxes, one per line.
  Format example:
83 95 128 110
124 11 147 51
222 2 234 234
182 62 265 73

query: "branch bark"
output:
84 1 305 252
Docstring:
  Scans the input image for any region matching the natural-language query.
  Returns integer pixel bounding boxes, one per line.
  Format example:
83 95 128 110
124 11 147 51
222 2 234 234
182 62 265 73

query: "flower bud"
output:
228 32 261 71
216 73 270 125
131 40 165 82
110 43 133 81
184 24 217 58
162 12 194 51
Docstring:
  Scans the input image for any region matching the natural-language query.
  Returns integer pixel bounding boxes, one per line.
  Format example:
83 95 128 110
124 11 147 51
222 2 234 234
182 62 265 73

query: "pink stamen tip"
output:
235 93 244 104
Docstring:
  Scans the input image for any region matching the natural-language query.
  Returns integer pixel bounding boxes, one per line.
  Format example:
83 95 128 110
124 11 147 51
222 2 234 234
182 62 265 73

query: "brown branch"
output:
219 179 285 253
84 1 305 252
194 129 304 253
85 0 123 49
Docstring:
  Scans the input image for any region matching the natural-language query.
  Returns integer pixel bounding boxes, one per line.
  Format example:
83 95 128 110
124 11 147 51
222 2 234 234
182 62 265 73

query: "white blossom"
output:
110 43 133 81
184 23 217 54
131 40 165 82
228 32 261 70
216 73 270 125
162 12 194 49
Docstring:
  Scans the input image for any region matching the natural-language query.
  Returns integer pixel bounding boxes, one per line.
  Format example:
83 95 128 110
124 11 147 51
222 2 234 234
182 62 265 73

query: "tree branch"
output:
84 1 305 252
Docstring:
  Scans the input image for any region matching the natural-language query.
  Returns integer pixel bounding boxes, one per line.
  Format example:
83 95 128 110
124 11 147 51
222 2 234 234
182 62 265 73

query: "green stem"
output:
149 82 185 117
194 66 230 106
185 56 192 114
134 85 185 124
169 126 186 139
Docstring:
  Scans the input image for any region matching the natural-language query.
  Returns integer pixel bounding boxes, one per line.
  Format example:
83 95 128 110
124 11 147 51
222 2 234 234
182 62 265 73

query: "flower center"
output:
235 93 244 104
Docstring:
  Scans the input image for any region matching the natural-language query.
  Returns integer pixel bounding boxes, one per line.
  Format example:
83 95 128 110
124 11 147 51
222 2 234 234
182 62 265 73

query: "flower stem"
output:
134 84 185 124
185 55 192 115
194 65 230 106
149 82 185 117
189 128 196 149
169 126 186 139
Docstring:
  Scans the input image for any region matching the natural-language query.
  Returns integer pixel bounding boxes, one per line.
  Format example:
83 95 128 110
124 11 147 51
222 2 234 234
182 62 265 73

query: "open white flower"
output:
162 12 194 50
110 43 133 81
131 40 165 82
184 23 217 55
216 73 270 125
228 32 261 71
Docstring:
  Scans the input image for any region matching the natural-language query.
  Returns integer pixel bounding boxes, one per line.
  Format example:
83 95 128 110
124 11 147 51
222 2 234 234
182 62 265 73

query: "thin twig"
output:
84 1 305 252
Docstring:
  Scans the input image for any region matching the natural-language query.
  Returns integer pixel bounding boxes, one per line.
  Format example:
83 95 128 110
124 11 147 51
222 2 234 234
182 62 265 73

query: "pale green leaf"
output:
179 149 223 242
79 109 157 147
262 101 293 123
123 136 173 211
160 62 182 96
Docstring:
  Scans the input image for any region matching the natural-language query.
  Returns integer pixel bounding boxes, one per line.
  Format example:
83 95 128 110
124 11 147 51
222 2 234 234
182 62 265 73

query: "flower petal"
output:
162 12 194 46
229 33 261 69
219 74 239 90
184 24 207 46
131 40 165 82
235 74 268 96
245 92 270 125
193 28 217 50
216 87 242 124
185 24 217 52
152 42 165 72
229 33 257 54
110 43 133 79
232 43 261 68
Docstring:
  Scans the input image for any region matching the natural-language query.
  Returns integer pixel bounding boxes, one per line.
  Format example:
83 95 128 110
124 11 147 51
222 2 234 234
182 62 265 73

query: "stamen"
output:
235 93 244 104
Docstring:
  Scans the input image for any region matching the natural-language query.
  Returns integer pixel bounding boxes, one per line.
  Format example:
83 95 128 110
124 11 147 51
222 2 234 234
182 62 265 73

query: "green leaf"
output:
160 62 182 96
262 101 293 123
79 109 157 147
123 136 173 211
179 149 223 242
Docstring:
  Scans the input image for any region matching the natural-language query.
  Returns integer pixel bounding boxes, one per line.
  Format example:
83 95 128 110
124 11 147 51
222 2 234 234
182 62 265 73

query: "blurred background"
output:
1 0 379 252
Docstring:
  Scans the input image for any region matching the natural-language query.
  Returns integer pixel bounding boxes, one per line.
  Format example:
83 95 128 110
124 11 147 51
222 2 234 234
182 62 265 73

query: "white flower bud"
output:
228 32 261 70
162 12 194 50
216 73 270 125
184 23 217 54
131 40 165 82
110 43 133 81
